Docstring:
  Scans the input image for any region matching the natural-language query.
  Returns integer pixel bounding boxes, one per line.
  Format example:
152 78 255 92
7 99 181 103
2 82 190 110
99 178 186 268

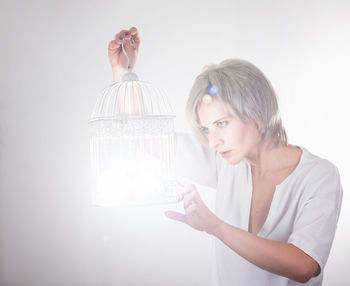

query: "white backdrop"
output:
1 0 349 285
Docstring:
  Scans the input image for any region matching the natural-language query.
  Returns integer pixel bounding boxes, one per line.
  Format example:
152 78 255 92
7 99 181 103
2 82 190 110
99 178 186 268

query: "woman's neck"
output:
246 140 299 180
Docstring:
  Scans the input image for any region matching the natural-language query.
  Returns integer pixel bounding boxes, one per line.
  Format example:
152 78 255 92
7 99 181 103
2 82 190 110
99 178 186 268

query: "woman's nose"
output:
208 131 222 149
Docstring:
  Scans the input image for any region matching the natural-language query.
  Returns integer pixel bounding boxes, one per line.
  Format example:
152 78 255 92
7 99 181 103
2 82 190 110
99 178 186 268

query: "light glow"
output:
89 78 178 207
90 132 179 207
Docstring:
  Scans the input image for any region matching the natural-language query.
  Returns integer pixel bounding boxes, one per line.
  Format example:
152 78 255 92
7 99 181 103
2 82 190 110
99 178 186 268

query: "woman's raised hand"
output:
165 183 224 236
108 27 140 82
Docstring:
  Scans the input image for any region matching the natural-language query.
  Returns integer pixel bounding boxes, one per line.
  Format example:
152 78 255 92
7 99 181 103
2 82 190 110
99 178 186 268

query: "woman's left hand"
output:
165 184 223 235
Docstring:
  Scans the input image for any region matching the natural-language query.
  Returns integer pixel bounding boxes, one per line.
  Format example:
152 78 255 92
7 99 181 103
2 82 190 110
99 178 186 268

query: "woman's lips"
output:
220 150 232 158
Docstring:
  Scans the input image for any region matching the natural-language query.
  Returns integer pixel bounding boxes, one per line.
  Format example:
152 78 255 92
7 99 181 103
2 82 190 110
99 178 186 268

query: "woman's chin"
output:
225 153 243 165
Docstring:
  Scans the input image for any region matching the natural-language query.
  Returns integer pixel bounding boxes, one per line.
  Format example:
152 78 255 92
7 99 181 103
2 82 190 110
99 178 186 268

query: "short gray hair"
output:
186 59 287 148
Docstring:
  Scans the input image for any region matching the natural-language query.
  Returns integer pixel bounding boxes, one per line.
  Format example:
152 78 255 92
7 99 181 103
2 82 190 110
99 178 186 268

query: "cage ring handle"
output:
121 32 136 70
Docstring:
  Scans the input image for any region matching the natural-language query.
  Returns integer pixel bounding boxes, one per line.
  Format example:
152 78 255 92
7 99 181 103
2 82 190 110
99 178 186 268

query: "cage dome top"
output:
90 72 175 122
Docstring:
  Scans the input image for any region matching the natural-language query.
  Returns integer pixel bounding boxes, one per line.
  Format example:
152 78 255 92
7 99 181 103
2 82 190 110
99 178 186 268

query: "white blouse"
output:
175 133 343 286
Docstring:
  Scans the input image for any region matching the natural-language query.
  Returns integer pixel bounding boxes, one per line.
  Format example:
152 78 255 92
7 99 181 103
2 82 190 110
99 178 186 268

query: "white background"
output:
1 0 349 285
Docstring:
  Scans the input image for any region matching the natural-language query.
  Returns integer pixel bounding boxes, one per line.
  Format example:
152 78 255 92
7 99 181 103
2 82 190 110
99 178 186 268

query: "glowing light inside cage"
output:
89 72 179 207
91 142 174 206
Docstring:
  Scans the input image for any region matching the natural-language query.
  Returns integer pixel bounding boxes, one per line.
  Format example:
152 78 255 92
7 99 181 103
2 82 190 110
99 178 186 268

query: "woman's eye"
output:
216 121 228 127
200 127 209 134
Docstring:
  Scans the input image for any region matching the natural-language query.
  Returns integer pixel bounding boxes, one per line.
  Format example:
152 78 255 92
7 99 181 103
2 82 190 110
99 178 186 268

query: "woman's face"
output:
197 99 261 164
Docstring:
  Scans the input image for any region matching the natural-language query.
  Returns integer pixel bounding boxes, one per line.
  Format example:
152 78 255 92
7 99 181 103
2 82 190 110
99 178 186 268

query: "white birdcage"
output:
89 36 179 206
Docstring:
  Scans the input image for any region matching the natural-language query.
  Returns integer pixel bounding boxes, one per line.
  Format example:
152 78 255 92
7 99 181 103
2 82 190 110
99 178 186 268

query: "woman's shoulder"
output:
299 146 338 171
294 147 343 208
297 146 341 183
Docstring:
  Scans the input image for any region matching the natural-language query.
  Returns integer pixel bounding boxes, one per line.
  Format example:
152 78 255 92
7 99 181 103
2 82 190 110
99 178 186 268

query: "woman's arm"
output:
165 184 319 283
216 221 320 283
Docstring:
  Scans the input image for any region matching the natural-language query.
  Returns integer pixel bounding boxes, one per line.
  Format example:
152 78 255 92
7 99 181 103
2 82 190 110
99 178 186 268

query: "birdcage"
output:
89 37 179 206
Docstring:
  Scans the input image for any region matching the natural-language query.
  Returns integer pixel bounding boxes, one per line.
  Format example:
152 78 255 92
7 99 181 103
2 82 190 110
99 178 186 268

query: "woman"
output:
108 27 343 285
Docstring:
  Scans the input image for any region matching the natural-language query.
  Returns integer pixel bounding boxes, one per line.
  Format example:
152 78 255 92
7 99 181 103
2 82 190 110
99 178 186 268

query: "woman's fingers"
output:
114 31 124 43
180 184 195 195
185 202 197 216
108 40 120 51
109 30 126 53
165 206 197 226
114 28 139 45
183 191 198 209
177 184 202 209
176 180 186 188
176 182 191 201
129 26 138 36
117 29 128 39
129 27 140 50
112 28 138 59
164 211 186 223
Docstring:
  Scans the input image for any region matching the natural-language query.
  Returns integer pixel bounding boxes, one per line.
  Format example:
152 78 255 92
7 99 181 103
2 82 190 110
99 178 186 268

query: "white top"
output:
175 133 343 286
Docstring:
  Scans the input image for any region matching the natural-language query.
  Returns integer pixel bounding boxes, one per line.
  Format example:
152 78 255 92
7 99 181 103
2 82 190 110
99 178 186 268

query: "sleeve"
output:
287 161 343 273
174 132 218 189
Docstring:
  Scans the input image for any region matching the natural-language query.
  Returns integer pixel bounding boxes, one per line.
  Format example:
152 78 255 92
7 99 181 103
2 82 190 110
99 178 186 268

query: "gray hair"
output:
186 59 287 148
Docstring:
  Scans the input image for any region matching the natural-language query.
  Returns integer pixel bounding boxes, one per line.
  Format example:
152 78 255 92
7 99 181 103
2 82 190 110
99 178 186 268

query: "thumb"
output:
164 211 186 223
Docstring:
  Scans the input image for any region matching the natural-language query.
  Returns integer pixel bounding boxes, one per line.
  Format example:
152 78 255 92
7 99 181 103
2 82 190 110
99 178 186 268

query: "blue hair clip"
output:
207 84 219 96
202 84 219 104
